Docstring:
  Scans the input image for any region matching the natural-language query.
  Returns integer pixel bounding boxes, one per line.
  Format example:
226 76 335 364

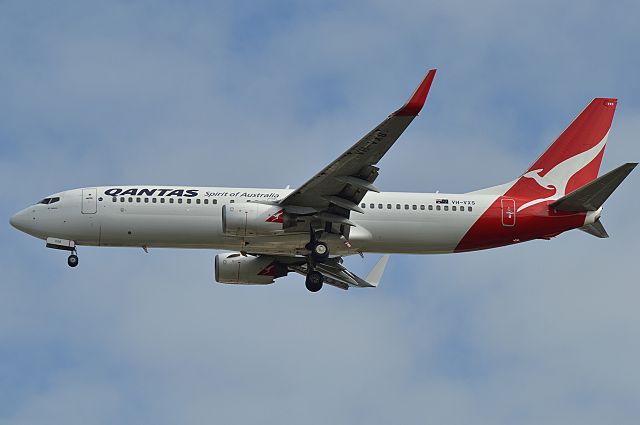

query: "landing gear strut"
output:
305 270 323 292
303 225 327 292
305 226 329 261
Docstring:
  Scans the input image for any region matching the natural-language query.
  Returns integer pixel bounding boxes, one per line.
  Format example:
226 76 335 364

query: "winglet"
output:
365 255 390 287
394 69 437 116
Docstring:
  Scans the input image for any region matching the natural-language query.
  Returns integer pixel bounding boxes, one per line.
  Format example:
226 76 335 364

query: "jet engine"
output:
222 203 294 237
214 252 287 285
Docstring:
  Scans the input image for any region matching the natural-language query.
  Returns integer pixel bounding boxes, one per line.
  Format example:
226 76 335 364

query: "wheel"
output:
67 254 79 268
305 271 323 292
310 241 329 260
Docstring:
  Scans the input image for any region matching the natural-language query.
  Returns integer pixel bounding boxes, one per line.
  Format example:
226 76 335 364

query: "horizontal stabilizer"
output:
550 163 638 212
579 220 609 238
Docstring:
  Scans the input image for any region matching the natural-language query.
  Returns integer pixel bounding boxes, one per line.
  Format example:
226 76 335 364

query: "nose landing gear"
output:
45 237 79 268
67 253 79 268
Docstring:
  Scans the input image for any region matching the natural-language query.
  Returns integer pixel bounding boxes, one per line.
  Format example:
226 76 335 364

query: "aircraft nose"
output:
10 209 30 232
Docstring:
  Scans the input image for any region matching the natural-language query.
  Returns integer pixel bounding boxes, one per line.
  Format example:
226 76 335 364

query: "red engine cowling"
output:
222 203 291 237
214 252 286 285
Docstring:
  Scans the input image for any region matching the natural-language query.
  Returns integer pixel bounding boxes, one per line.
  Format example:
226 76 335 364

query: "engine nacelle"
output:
222 202 292 237
214 252 286 285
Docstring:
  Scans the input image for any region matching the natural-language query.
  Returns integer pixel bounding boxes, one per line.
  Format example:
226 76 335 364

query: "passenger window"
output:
196 199 201 204
436 205 441 211
444 206 449 211
370 203 375 209
112 197 117 202
468 206 473 212
387 204 392 209
404 204 409 210
186 199 191 204
169 198 174 204
152 198 157 204
452 206 456 211
429 205 433 210
136 197 141 203
412 205 417 210
420 205 425 210
120 197 124 202
98 197 103 202
213 199 217 205
160 198 165 203
178 199 183 204
361 203 366 208
144 198 149 203
204 199 208 204
128 197 133 203
396 204 401 209
230 200 234 203
378 204 383 209
460 206 465 211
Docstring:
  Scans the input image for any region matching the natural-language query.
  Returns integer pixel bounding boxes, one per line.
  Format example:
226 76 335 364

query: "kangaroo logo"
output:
517 132 609 212
257 262 277 276
265 209 285 223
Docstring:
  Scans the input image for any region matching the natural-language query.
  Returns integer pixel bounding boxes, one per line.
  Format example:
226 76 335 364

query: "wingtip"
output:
394 69 437 116
366 254 390 287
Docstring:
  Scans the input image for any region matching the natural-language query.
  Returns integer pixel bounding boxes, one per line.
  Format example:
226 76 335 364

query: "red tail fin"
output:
524 98 617 193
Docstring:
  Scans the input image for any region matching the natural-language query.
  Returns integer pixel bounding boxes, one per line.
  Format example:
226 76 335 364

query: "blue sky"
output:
1 1 640 424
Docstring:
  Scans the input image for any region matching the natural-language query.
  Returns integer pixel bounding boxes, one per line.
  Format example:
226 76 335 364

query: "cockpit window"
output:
39 197 60 205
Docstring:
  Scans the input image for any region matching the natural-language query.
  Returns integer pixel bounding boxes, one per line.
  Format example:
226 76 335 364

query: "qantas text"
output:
104 188 281 199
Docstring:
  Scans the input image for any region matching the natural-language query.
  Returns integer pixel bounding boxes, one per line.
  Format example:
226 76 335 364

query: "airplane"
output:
9 69 637 292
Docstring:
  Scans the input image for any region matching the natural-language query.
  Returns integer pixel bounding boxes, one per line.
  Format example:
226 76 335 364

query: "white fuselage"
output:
11 186 493 256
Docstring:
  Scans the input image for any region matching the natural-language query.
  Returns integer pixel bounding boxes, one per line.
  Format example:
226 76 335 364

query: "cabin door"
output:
501 198 516 227
81 188 98 214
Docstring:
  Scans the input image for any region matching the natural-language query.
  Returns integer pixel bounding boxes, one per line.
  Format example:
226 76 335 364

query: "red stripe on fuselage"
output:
455 199 586 252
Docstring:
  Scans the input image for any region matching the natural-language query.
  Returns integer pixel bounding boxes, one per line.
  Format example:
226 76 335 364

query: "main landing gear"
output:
304 226 328 292
305 270 323 292
305 226 329 261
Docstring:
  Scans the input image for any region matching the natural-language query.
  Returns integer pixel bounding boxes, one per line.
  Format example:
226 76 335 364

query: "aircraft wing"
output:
279 70 436 222
288 254 390 290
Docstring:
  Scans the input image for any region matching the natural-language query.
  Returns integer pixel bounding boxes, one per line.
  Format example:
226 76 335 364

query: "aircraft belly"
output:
350 215 476 254
99 212 222 247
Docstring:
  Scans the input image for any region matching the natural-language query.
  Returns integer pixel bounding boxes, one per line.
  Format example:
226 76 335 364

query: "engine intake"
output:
214 252 287 285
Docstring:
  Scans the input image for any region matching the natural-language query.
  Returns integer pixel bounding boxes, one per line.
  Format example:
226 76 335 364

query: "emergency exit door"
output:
501 198 516 227
81 188 97 214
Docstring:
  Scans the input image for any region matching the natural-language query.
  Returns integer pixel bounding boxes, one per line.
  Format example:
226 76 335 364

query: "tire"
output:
67 254 79 268
311 242 329 260
305 271 323 292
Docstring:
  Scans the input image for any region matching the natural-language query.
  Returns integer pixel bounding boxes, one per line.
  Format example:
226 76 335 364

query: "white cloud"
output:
1 1 639 424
